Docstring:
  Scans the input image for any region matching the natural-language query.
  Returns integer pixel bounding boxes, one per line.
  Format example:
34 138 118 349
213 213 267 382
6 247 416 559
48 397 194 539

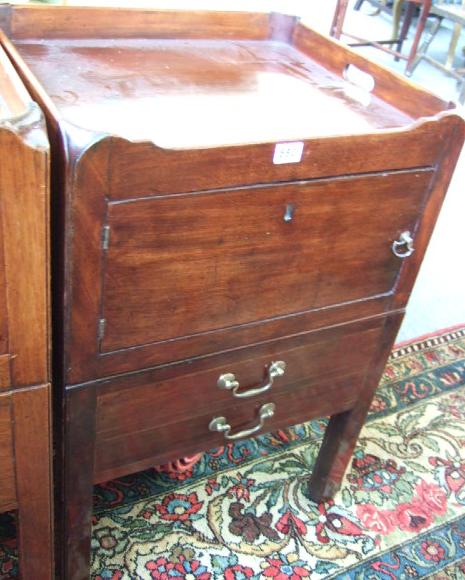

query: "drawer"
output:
68 164 432 383
93 314 394 482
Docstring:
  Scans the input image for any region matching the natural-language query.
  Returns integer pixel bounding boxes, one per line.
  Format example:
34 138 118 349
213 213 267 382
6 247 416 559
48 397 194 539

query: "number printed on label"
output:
273 142 304 165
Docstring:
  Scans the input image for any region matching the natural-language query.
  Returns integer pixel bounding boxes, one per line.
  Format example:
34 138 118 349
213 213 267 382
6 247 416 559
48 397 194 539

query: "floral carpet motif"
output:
1 326 465 579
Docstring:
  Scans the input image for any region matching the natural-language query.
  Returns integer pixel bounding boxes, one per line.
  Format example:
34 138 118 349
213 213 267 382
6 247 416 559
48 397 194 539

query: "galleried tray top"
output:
13 38 413 148
0 6 454 149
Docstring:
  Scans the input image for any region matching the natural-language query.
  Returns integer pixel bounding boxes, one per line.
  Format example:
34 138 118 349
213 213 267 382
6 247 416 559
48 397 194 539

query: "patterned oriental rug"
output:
2 326 465 580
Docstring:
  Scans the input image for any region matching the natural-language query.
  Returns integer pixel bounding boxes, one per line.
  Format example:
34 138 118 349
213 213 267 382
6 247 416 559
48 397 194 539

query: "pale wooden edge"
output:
5 4 272 40
0 28 63 138
0 41 31 122
0 38 49 150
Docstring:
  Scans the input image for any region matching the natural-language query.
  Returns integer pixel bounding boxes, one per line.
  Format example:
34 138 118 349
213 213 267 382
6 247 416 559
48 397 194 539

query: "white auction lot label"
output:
273 141 304 164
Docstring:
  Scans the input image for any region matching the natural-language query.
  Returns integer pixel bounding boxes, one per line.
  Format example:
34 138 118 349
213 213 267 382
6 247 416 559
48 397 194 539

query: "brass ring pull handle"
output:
392 231 415 258
217 361 286 399
208 403 276 441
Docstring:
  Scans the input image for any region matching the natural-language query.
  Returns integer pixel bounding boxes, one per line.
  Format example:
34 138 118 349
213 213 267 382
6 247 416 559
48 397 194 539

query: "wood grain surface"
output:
0 394 16 512
13 385 54 580
0 128 50 388
102 169 432 352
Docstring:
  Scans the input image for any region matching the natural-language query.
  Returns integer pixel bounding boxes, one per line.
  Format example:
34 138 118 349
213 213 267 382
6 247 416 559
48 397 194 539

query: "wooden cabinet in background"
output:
1 6 464 580
0 45 52 579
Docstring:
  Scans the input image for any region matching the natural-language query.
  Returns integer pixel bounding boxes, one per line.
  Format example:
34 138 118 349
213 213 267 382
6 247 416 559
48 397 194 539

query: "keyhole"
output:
283 204 295 223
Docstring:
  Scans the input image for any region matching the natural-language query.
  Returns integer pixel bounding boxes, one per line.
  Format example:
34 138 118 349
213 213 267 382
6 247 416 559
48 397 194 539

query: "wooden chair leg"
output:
331 0 350 39
405 0 432 76
445 21 462 69
411 14 442 74
13 387 53 580
63 387 96 580
396 1 415 60
392 0 405 40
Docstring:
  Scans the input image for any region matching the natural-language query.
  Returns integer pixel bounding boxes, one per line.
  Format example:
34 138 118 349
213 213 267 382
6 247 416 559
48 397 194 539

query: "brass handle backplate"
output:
217 361 286 399
208 403 276 441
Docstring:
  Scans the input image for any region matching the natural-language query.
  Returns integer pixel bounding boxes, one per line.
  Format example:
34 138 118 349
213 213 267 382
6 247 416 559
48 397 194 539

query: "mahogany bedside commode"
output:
1 6 463 579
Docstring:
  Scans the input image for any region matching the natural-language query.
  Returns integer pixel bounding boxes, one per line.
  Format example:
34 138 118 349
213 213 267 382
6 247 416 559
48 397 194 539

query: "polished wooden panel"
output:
8 6 271 41
0 394 16 512
103 170 432 352
0 126 50 388
13 385 54 580
0 44 50 389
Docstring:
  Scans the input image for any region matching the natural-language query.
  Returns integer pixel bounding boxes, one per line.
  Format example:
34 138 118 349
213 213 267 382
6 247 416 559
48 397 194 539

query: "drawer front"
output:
102 170 431 353
68 155 432 382
0 394 16 511
93 315 393 482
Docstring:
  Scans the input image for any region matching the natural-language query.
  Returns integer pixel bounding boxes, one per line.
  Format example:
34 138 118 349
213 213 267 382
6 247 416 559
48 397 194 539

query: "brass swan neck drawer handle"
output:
217 361 286 398
392 231 415 258
209 403 276 441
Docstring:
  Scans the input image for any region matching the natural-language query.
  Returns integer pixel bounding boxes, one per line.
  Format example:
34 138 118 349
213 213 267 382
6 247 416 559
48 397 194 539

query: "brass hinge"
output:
98 318 106 341
101 225 110 250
